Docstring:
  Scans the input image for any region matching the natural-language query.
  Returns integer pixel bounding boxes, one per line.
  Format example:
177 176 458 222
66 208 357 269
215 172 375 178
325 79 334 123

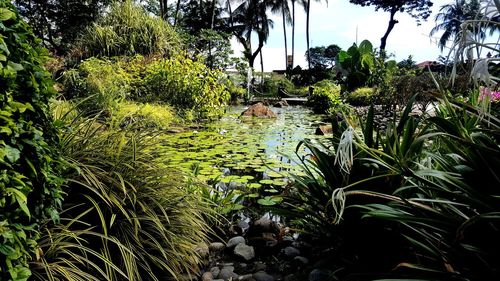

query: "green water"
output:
158 105 328 188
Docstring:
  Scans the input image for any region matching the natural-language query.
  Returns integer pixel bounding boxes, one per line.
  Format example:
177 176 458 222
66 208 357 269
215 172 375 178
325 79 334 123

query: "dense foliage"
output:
142 54 231 120
345 87 376 105
0 2 63 280
63 55 230 121
306 80 342 114
74 0 181 59
278 93 500 279
13 0 112 55
337 40 375 91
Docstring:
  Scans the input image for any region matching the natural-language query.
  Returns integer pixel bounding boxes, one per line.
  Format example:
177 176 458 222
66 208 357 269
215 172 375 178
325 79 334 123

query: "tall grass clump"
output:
73 0 181 59
30 112 213 280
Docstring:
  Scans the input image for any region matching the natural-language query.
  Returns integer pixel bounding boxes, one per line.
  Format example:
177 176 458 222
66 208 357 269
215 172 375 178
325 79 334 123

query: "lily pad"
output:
247 183 262 189
259 179 274 185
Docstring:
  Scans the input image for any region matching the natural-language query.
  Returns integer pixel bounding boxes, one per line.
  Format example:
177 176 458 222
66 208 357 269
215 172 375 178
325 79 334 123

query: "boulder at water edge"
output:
241 102 277 118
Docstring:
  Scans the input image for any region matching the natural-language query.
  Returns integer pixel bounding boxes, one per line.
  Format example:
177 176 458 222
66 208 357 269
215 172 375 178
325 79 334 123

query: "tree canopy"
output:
306 44 341 69
350 0 433 50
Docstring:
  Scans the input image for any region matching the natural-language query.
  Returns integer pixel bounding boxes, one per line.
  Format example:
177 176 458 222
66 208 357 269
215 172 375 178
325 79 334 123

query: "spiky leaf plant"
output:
31 112 213 281
280 93 500 280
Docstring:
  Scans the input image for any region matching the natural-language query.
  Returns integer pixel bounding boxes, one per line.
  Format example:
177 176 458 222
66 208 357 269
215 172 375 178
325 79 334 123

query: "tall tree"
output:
160 0 168 20
291 0 296 69
430 0 482 51
269 0 292 71
306 44 341 69
349 0 433 51
231 0 273 68
302 0 324 69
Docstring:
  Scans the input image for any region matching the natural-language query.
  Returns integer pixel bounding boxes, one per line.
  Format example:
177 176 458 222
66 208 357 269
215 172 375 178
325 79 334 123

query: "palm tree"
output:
231 0 274 68
431 0 482 51
302 0 325 69
291 0 296 70
269 0 292 71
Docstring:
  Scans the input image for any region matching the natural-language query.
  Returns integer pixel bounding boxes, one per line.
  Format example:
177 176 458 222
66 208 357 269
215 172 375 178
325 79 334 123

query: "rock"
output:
293 256 309 265
236 262 248 273
241 102 277 118
281 236 294 246
315 124 332 135
230 220 250 236
238 220 250 232
238 274 254 281
220 266 238 281
253 217 279 234
209 242 226 252
195 243 210 258
227 236 246 248
253 271 274 281
234 243 255 261
308 269 334 281
284 274 301 281
213 280 225 281
253 262 267 272
202 272 214 281
210 267 221 279
281 246 300 259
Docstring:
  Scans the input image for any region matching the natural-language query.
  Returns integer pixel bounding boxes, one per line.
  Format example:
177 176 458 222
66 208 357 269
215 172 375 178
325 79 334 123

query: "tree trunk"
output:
160 0 168 20
174 0 181 26
282 2 288 72
306 0 311 69
210 0 216 29
380 8 398 51
260 49 264 91
291 0 295 70
227 0 233 28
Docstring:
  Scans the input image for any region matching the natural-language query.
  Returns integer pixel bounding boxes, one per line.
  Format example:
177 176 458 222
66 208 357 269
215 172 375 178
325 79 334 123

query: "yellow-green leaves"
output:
0 8 15 21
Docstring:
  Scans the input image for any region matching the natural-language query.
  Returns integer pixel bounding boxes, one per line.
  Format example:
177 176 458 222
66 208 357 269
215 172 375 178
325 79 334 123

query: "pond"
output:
158 105 328 204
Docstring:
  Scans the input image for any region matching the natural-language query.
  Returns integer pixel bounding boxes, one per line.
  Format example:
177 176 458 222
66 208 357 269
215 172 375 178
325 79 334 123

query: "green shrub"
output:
73 0 181 59
63 57 132 114
31 116 213 280
261 73 296 96
111 101 176 129
63 55 230 121
345 87 376 106
306 80 342 114
142 54 231 120
0 2 64 280
225 79 246 103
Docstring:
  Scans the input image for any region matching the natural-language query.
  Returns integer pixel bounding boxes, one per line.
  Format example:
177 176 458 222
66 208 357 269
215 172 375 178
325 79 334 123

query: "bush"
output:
31 116 213 280
73 0 181 59
261 73 296 96
391 73 473 106
306 80 342 114
111 101 176 129
63 55 230 121
0 2 64 280
63 57 132 114
142 54 231 120
345 87 376 106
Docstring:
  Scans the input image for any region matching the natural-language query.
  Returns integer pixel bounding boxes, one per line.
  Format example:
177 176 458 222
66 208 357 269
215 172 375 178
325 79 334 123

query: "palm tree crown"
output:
431 0 482 51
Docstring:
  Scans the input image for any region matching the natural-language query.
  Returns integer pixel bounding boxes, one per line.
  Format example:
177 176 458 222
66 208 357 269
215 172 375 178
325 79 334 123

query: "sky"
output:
230 0 453 72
